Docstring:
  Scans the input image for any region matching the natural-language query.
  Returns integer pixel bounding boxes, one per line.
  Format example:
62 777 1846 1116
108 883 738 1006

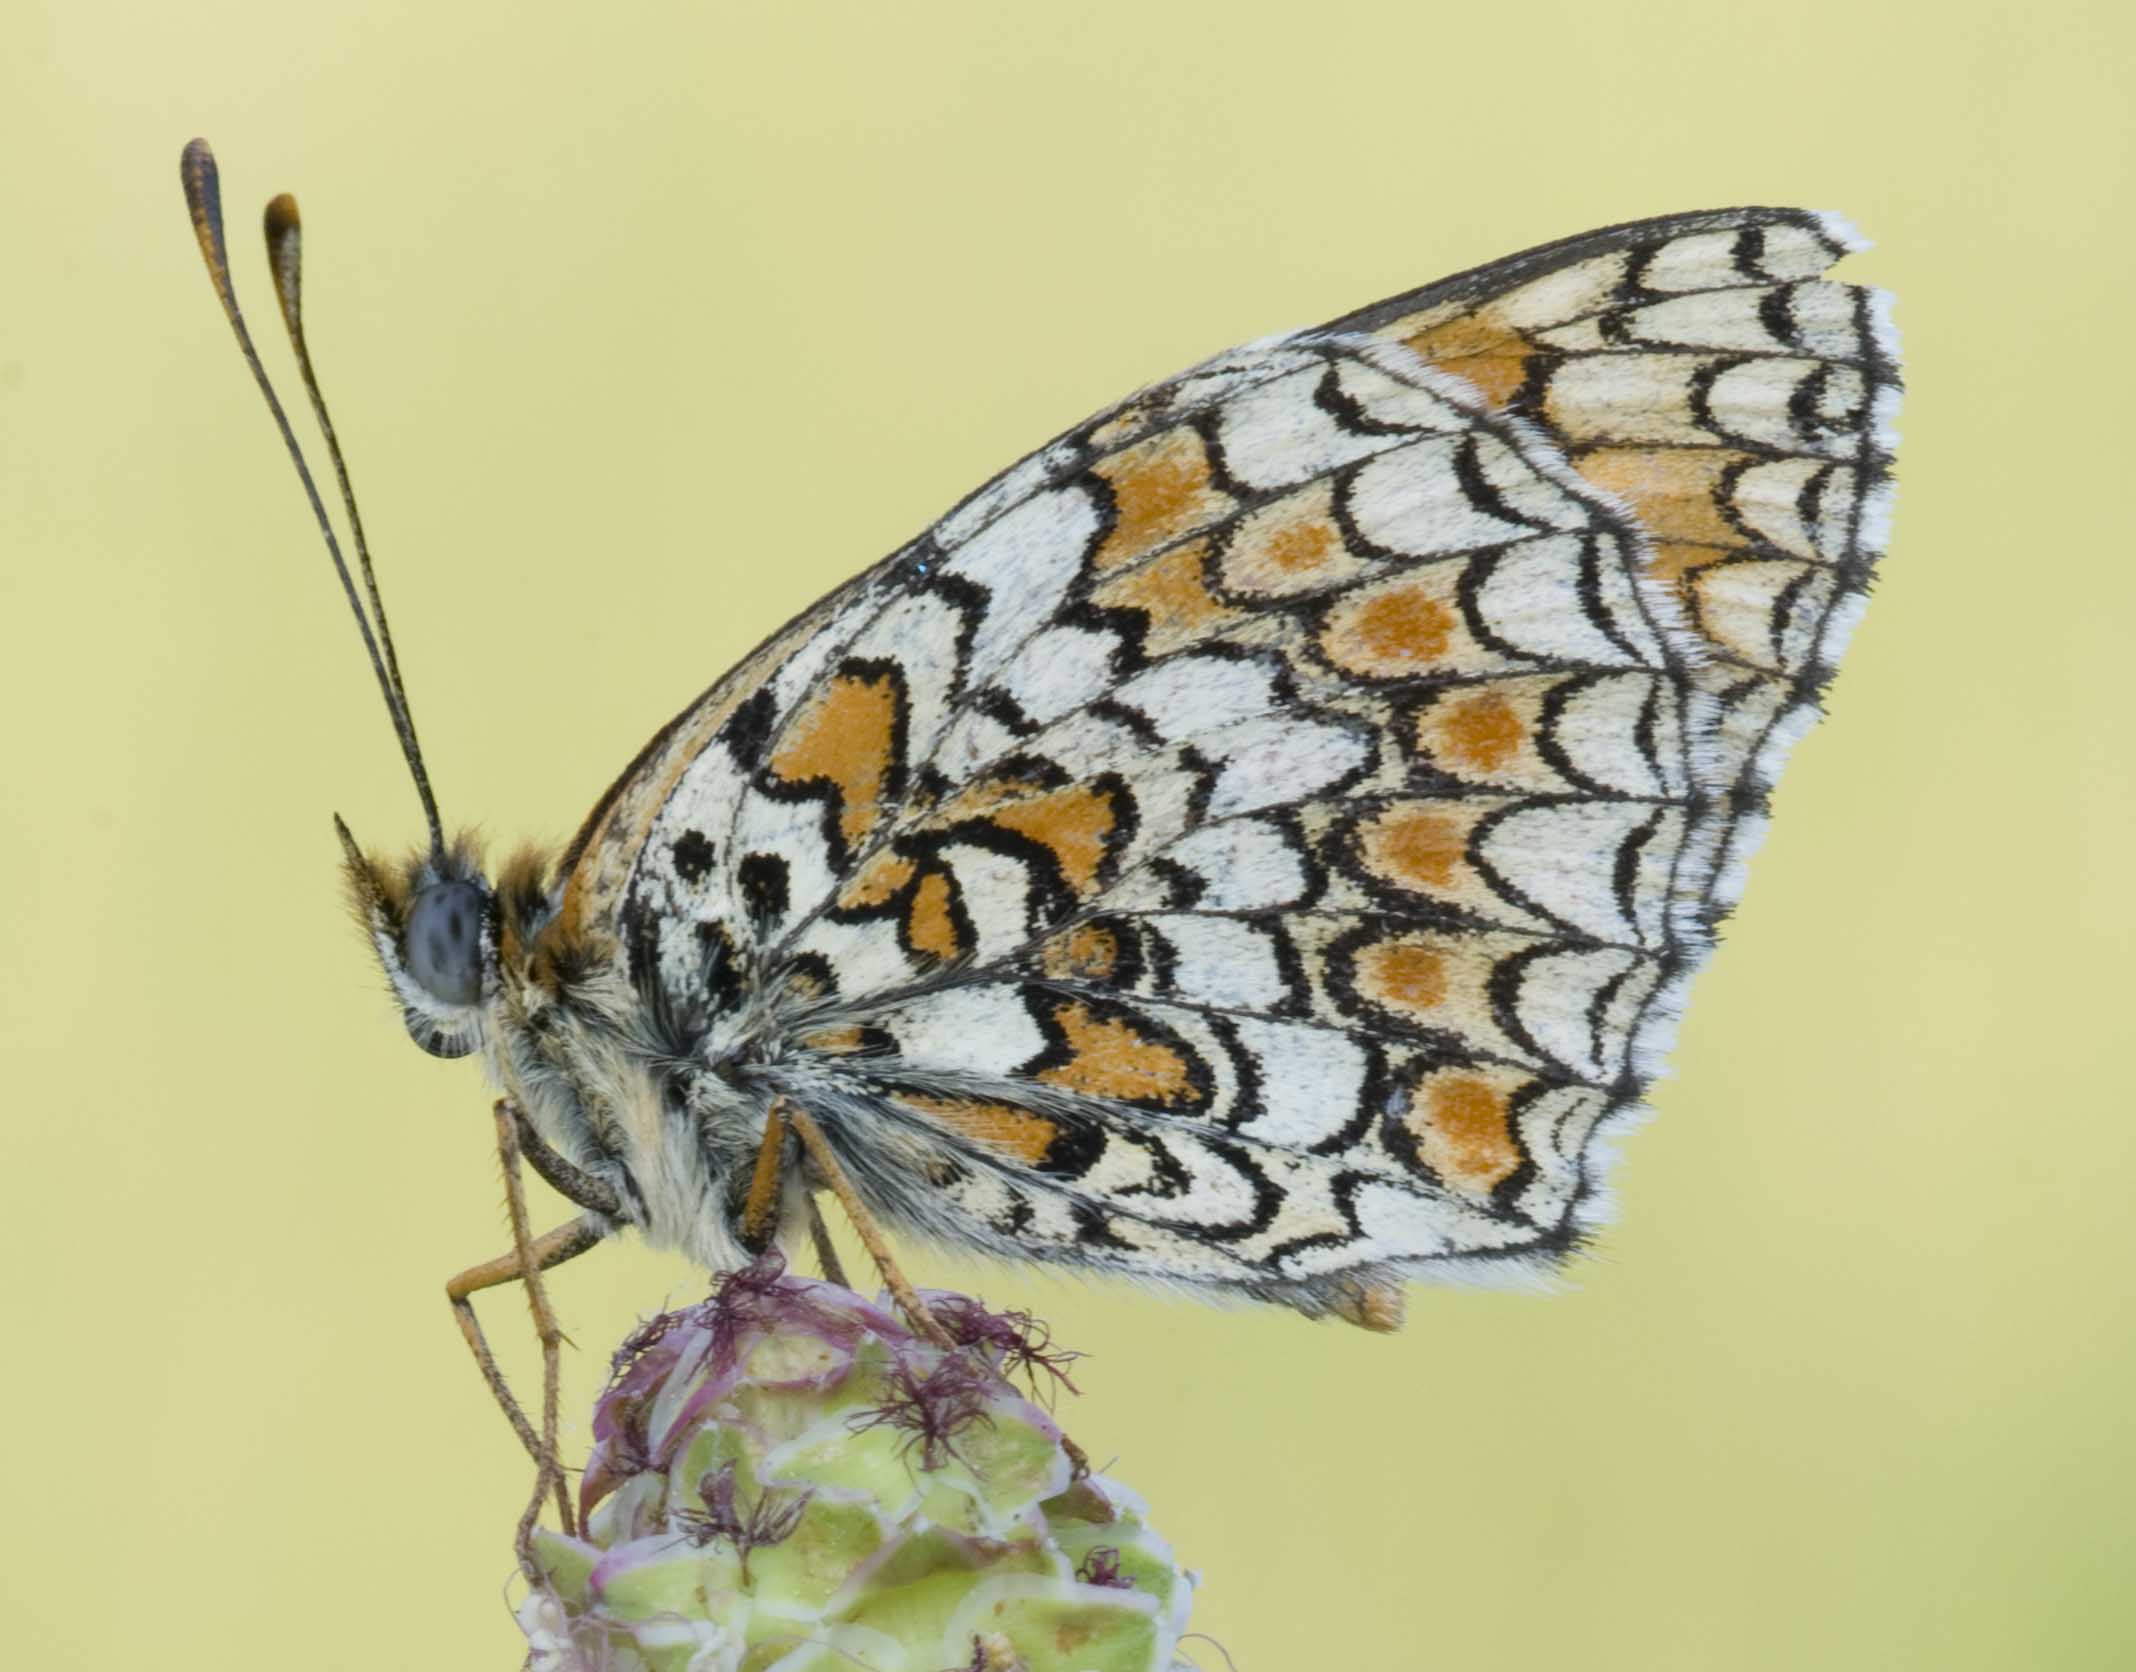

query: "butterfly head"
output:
337 812 573 1059
335 820 566 1059
336 822 497 1057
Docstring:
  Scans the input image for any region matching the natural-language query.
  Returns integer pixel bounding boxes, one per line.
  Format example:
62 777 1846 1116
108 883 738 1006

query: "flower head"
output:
521 1259 1197 1672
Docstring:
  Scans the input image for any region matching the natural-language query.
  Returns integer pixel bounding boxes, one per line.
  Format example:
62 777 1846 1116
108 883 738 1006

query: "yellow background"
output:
4 3 2131 1666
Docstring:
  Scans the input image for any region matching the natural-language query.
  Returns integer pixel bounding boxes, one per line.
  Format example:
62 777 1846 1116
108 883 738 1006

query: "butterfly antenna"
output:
262 191 416 732
179 139 447 858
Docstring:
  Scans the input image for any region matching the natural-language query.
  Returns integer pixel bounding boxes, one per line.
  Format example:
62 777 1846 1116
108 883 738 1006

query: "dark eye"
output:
405 880 488 1006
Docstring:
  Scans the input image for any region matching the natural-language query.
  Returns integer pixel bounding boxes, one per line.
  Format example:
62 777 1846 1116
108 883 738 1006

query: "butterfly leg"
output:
509 1102 623 1221
738 1103 852 1285
494 1099 575 1579
778 1099 956 1349
446 1222 597 1468
736 1099 790 1254
445 1111 615 1481
446 1101 606 1579
803 1193 851 1287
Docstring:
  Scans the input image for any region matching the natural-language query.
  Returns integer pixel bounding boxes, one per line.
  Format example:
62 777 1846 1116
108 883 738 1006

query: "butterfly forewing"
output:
567 207 1895 1312
1332 205 1899 932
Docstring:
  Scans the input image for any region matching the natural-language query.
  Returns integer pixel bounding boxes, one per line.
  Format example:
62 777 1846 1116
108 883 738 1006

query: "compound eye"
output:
404 880 488 1007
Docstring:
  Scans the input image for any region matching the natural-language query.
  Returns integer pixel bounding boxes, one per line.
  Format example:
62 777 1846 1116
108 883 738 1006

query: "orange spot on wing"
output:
1576 446 1745 548
899 1094 1058 1167
1402 310 1533 408
769 671 901 847
1263 515 1338 574
1089 538 1237 653
905 870 963 960
980 782 1122 893
1091 428 1233 571
1360 807 1468 891
1416 1072 1521 1193
1039 1001 1199 1106
1355 940 1448 1016
1323 582 1456 675
1220 482 1360 598
1432 690 1525 773
838 850 915 910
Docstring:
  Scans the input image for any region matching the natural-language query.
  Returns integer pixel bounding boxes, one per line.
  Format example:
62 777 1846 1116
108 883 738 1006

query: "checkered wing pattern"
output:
567 208 1897 1314
1332 207 1899 928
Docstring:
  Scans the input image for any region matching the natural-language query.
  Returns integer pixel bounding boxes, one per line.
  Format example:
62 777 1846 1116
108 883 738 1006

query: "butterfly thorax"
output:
489 958 755 1270
339 831 755 1264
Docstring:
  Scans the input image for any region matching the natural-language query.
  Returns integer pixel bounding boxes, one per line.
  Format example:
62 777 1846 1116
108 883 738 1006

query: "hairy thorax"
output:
487 905 763 1271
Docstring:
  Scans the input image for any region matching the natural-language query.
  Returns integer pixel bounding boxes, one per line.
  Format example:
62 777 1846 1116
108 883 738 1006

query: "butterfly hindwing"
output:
572 208 1895 1311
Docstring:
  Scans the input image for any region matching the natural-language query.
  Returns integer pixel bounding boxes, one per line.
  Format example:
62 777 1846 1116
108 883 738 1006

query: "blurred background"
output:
4 2 2132 1666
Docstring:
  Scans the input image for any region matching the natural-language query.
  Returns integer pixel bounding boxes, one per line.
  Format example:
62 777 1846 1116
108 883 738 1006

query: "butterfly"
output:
182 139 1896 1494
